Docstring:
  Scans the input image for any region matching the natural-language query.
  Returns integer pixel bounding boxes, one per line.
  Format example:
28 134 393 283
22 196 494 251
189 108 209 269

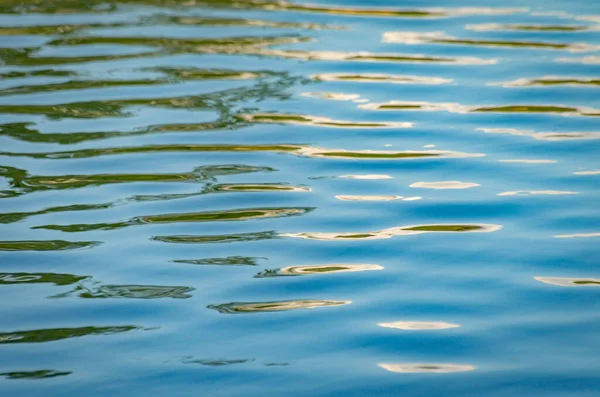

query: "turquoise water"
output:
1 0 599 395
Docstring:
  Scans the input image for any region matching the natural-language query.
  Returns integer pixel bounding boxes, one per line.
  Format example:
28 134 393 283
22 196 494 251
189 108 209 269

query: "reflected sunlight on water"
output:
0 0 599 396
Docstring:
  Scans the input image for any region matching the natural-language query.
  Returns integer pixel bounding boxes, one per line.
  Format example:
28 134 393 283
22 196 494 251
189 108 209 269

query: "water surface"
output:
1 0 599 396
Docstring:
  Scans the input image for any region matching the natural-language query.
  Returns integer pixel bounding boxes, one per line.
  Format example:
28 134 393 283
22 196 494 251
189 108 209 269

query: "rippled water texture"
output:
1 0 599 396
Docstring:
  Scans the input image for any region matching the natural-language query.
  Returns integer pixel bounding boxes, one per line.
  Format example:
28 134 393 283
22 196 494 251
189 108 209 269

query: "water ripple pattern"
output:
0 0 599 396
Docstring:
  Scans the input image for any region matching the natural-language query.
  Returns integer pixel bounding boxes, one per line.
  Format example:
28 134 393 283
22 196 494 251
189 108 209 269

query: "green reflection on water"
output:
208 299 350 313
154 231 278 244
402 225 484 232
0 370 72 379
0 240 100 251
172 256 263 266
35 207 313 232
0 164 273 199
0 272 88 285
181 357 254 366
0 326 140 344
56 284 194 299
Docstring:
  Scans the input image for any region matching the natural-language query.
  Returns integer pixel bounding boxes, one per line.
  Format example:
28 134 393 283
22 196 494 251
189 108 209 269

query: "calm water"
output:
1 0 599 395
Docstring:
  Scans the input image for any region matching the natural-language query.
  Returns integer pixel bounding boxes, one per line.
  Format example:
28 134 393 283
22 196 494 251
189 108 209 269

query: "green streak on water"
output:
0 273 88 285
0 370 72 379
0 326 140 344
0 240 100 251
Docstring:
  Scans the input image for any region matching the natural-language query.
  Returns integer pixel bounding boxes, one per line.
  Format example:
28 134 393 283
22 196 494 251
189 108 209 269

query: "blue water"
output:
1 0 599 396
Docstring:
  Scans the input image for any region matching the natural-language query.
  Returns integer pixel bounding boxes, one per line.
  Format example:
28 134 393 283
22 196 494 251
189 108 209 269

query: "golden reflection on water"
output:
293 146 485 160
208 299 351 313
378 321 460 330
214 184 311 192
491 76 600 87
242 113 412 128
409 181 480 189
466 23 598 32
313 73 453 85
282 224 502 241
257 49 496 64
378 363 476 373
257 264 383 277
301 92 367 103
360 101 600 116
35 207 313 233
477 128 600 141
0 144 485 161
382 31 599 52
535 277 600 287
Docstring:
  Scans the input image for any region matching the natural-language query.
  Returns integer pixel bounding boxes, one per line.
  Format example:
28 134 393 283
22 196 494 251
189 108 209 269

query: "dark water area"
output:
0 0 599 396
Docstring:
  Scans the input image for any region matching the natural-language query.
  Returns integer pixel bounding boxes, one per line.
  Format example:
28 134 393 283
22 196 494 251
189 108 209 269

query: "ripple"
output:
573 170 600 175
172 256 262 266
144 14 339 30
300 92 366 102
212 184 311 192
0 370 72 380
0 164 274 198
0 69 77 79
313 73 452 85
153 231 277 244
0 203 112 224
0 240 100 251
361 101 600 116
242 113 412 128
498 190 578 196
0 68 268 97
556 56 600 64
0 326 140 344
359 101 469 112
47 35 310 57
409 181 480 189
477 128 600 141
0 47 165 67
339 174 393 180
35 207 313 233
209 3 525 18
258 49 495 64
378 363 476 373
473 105 600 116
491 76 600 88
534 277 600 287
2 144 484 161
466 23 597 32
57 284 194 299
0 272 87 285
282 224 502 240
207 299 351 314
335 195 403 201
382 31 599 52
554 232 600 239
294 146 485 160
181 357 254 366
255 264 383 277
0 0 525 17
378 321 460 330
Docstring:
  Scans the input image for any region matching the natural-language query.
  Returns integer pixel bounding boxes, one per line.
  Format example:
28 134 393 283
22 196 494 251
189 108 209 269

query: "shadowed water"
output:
0 0 599 396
